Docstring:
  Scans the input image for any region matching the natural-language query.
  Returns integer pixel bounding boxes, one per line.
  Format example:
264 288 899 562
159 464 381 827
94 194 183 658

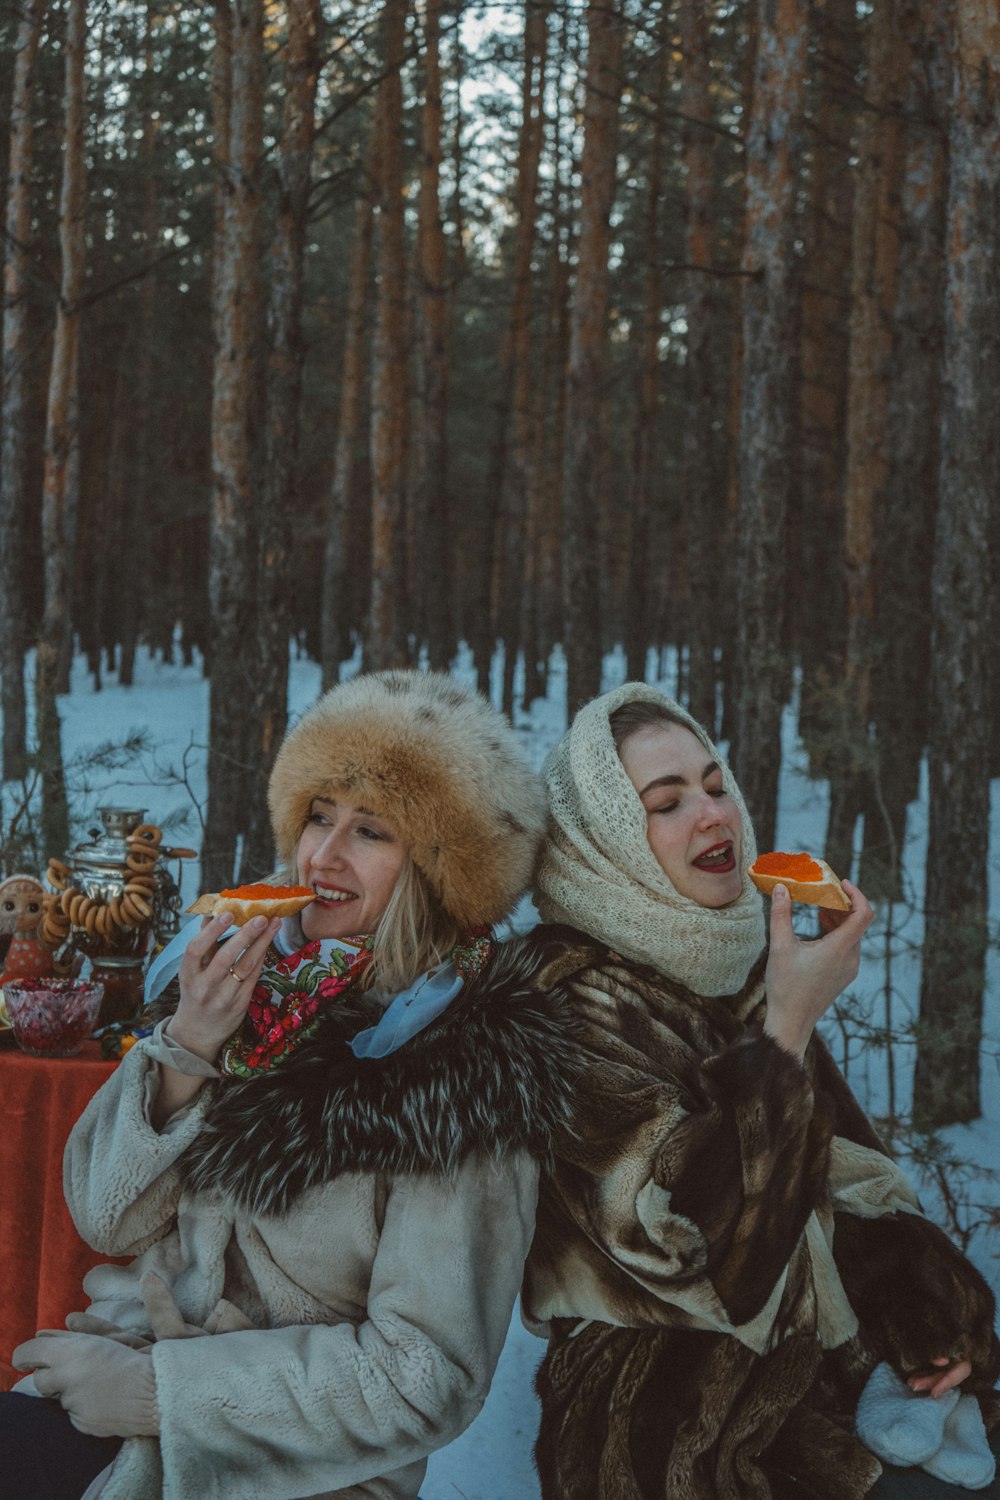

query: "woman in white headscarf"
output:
523 684 999 1500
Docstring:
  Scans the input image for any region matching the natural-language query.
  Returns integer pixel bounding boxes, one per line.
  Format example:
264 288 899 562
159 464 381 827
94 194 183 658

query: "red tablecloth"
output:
0 1039 126 1376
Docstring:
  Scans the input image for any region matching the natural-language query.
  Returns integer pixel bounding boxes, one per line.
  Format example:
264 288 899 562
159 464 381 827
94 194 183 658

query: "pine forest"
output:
0 0 998 1131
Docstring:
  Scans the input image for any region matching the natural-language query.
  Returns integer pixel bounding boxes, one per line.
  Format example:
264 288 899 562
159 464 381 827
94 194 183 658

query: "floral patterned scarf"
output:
220 922 493 1078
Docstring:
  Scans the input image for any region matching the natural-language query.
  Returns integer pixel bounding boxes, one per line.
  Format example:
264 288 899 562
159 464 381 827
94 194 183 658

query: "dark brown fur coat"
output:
523 928 1000 1500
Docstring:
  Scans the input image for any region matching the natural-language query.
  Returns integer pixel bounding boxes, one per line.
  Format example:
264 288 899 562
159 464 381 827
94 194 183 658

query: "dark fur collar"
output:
182 929 585 1216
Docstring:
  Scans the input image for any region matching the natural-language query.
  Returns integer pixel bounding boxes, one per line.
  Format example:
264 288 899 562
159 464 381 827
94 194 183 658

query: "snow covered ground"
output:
4 644 998 1500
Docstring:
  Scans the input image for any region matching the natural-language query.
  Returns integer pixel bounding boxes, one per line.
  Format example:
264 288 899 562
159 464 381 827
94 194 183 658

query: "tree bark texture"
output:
203 0 265 891
677 0 718 731
718 8 759 748
730 0 807 850
562 0 625 715
913 0 999 1129
493 0 550 715
414 0 453 671
797 0 856 757
320 156 375 691
0 0 45 781
242 0 322 881
863 0 949 896
367 0 410 671
623 13 668 690
37 0 88 858
210 0 233 359
533 203 571 673
119 3 160 690
824 0 907 883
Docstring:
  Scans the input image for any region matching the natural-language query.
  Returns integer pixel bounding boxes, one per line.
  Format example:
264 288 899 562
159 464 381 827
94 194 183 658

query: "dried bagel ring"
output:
69 893 89 928
40 912 69 947
59 888 77 917
95 904 114 939
128 824 163 846
126 874 158 894
125 891 154 920
83 903 102 938
107 895 124 927
126 849 159 874
119 897 143 927
47 858 70 890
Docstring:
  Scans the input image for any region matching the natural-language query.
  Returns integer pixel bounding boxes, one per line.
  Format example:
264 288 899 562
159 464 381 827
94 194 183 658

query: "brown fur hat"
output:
267 671 547 928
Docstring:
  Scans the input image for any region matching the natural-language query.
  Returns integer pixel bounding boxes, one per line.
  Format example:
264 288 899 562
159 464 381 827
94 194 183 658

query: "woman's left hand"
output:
763 879 874 1060
907 1355 973 1398
12 1330 160 1437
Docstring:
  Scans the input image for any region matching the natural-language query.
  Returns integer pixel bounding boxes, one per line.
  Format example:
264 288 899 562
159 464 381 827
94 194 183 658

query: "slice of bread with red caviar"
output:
748 852 850 910
187 883 315 926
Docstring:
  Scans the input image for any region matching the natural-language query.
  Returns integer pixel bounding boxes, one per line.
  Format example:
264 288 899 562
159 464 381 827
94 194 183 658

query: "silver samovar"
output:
46 807 195 1023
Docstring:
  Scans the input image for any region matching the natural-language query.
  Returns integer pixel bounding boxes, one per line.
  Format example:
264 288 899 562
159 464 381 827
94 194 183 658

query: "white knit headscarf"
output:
535 683 767 997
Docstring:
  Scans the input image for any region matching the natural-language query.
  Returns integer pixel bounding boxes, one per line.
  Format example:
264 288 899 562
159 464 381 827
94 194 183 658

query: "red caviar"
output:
751 852 822 882
218 883 313 899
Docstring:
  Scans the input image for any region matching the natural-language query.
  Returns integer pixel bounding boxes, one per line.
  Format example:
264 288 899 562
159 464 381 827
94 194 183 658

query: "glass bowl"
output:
3 979 104 1058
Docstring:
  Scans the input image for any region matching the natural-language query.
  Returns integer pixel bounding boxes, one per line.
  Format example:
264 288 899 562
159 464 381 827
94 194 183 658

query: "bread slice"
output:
186 883 316 926
747 852 850 910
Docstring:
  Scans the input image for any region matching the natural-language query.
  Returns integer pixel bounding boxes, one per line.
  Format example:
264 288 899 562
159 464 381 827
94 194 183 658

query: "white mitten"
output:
922 1394 996 1490
12 1330 159 1438
856 1361 959 1465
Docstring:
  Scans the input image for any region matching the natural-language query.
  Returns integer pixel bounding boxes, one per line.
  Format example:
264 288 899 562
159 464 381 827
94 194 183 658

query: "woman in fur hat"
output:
7 671 579 1500
523 683 1000 1500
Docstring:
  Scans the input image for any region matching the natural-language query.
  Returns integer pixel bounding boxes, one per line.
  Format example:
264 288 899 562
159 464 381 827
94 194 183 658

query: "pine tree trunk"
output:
912 0 999 1130
824 0 907 883
718 9 759 747
414 0 454 671
367 0 410 671
534 213 570 672
210 0 233 367
678 0 718 730
494 0 550 716
730 0 807 850
562 0 625 715
120 3 160 689
623 23 667 689
0 0 45 781
203 0 264 890
862 0 949 897
797 0 856 757
37 0 87 857
241 0 321 881
320 156 375 691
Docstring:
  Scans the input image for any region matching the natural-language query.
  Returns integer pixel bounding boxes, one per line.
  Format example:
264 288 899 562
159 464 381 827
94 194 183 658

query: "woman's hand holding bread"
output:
168 911 281 1063
150 912 280 1129
763 879 874 1062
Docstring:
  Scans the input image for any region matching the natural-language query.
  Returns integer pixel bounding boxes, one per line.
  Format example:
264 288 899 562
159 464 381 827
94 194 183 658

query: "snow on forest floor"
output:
5 643 999 1500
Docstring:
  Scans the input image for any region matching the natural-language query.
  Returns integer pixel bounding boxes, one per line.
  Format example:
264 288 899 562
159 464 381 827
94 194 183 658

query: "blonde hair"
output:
366 857 463 995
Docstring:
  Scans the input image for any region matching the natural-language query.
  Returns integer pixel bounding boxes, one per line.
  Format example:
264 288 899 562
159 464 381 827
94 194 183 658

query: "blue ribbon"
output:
144 918 207 1005
349 962 465 1059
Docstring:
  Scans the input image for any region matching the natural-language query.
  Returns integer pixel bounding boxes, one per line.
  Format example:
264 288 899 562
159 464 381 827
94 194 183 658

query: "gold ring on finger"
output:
228 963 247 983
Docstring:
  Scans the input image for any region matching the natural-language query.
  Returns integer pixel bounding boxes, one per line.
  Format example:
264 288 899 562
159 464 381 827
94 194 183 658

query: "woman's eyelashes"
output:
648 781 726 815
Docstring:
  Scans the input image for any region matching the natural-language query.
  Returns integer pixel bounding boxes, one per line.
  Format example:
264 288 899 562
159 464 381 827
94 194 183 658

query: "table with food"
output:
0 808 197 1380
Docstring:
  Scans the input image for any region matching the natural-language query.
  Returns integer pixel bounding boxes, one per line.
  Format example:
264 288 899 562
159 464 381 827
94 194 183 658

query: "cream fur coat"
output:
60 935 580 1500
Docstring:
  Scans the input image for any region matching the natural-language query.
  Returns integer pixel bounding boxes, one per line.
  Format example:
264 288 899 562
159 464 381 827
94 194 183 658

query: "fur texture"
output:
524 930 1000 1500
267 671 547 927
182 928 585 1216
